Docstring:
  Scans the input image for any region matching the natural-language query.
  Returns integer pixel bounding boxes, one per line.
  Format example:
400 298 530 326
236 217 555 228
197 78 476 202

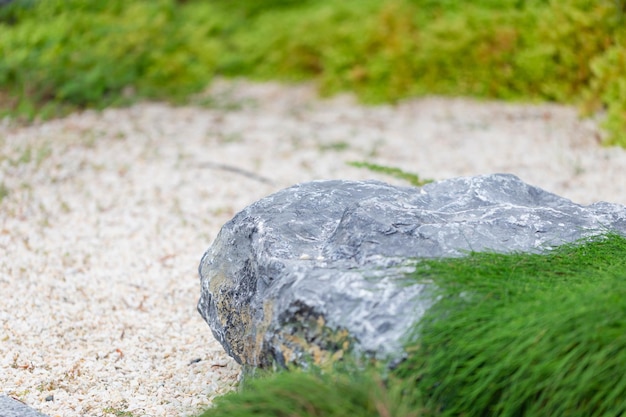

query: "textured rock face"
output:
198 174 626 368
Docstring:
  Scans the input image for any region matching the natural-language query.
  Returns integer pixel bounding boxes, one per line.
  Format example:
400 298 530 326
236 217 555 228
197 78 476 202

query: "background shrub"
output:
0 0 624 145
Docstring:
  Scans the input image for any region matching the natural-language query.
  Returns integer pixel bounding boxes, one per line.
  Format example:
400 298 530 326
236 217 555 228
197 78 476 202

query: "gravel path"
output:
1 79 625 417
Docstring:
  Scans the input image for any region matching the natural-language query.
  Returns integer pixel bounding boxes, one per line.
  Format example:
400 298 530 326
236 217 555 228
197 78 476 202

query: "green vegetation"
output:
201 233 626 416
0 0 625 145
102 406 135 417
201 370 420 417
348 161 434 186
400 232 626 416
0 182 8 202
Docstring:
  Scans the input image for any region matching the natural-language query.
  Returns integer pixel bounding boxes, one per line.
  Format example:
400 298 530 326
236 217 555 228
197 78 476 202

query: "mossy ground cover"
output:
1 0 625 145
200 233 626 416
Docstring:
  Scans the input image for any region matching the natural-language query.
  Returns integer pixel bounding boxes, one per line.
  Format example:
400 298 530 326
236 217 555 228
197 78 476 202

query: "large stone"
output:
197 174 626 368
0 396 50 417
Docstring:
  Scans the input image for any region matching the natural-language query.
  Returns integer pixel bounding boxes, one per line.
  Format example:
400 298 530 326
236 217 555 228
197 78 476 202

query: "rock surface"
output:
198 174 626 368
0 396 50 417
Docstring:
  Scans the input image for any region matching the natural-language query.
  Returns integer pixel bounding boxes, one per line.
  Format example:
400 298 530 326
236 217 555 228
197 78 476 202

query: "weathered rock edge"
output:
198 174 626 368
0 396 51 417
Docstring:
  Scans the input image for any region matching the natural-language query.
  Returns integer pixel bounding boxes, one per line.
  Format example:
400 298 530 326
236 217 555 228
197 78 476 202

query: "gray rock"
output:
197 174 626 368
0 396 50 417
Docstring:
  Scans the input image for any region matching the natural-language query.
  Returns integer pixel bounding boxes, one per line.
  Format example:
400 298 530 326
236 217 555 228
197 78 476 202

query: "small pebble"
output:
45 395 54 402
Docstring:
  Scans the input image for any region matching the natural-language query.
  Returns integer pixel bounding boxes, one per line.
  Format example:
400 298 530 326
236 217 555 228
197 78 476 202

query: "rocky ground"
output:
1 79 625 417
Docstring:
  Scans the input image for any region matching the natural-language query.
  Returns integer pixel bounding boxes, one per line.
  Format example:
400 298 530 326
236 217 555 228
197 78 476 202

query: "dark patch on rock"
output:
198 174 626 368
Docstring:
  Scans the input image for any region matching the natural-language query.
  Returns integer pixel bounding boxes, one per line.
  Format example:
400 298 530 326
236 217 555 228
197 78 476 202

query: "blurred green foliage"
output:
200 369 421 417
0 0 223 117
0 0 624 145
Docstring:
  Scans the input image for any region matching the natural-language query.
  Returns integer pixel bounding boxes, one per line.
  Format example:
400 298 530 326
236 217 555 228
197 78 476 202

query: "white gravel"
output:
1 79 626 417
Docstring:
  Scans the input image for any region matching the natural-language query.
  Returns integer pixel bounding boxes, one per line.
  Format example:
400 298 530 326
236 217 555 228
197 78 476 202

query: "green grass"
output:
0 182 8 203
1 0 625 145
102 406 135 417
200 370 421 417
200 233 626 417
348 161 434 186
401 232 626 416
